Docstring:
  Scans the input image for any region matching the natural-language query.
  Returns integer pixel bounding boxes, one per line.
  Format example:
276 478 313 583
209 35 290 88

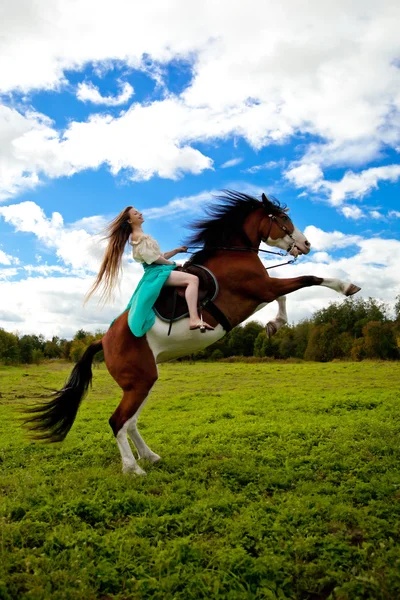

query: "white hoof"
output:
122 464 147 476
141 452 161 464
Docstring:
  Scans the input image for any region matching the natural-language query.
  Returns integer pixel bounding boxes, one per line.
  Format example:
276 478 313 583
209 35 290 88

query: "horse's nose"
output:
305 240 311 248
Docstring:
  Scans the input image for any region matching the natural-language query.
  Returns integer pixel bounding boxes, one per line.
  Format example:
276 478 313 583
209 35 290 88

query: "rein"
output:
185 245 297 270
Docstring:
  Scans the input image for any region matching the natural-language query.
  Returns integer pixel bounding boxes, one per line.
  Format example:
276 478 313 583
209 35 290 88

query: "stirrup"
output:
189 313 214 333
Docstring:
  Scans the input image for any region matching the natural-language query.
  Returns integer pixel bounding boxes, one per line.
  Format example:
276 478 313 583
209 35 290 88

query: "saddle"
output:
154 263 231 334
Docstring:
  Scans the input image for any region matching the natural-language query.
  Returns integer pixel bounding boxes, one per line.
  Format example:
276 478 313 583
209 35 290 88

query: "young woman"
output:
85 206 214 336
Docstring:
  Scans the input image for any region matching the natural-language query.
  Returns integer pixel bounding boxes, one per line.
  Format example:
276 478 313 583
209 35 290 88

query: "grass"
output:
0 360 399 599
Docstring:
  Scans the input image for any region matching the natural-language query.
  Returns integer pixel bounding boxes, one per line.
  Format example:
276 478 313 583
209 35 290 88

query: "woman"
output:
85 206 214 337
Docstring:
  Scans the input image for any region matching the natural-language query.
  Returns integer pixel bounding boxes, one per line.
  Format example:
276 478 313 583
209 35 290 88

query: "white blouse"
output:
130 234 162 264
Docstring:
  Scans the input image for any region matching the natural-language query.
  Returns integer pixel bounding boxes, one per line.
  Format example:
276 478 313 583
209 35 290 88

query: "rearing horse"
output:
26 191 360 474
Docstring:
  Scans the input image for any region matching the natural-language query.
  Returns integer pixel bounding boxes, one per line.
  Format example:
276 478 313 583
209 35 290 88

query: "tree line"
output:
1 296 399 365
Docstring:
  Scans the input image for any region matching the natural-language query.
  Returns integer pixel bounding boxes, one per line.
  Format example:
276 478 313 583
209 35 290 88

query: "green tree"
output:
304 323 343 362
362 321 398 360
0 329 20 364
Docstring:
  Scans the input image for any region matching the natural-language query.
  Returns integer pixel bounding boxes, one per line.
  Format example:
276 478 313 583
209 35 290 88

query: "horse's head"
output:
260 193 311 256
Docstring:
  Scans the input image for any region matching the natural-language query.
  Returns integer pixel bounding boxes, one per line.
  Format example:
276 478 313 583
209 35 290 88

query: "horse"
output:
25 191 361 475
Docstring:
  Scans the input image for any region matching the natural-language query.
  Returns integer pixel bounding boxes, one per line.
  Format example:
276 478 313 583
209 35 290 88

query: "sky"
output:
0 0 400 339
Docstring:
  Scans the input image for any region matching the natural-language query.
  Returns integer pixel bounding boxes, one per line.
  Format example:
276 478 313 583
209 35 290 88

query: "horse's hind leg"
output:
109 379 157 475
103 313 159 475
126 399 161 464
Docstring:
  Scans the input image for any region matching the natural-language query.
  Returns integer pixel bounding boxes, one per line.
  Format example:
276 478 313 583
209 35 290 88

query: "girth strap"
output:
201 299 232 332
168 288 179 336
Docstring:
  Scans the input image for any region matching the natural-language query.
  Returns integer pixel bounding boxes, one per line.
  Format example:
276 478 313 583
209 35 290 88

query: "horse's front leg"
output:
266 296 288 338
264 275 361 300
257 275 360 336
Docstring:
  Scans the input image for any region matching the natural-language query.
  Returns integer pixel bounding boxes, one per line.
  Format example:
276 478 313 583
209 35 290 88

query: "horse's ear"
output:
261 193 268 206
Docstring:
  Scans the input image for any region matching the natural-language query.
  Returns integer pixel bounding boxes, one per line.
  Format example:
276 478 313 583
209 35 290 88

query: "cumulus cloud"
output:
285 162 400 211
0 0 400 200
341 205 364 220
0 201 105 272
303 226 362 251
143 190 215 220
0 249 19 265
369 210 384 220
76 81 134 105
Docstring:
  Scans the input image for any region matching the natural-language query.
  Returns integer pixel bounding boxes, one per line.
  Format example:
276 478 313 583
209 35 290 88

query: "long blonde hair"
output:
85 206 133 304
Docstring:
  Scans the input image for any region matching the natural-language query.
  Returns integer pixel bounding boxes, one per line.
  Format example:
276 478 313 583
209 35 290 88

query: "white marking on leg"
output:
320 278 360 296
116 418 146 476
266 296 288 337
126 396 161 463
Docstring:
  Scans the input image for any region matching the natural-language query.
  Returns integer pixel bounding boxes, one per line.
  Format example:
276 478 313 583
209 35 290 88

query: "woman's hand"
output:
176 246 188 253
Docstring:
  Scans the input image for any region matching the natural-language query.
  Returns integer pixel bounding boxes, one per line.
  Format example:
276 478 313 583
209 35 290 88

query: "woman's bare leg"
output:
165 271 214 330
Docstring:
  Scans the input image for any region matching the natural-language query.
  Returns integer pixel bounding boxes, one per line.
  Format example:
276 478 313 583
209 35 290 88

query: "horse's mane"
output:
186 190 286 263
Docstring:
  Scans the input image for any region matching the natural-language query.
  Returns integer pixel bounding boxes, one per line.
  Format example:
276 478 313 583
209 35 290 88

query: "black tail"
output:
24 340 103 442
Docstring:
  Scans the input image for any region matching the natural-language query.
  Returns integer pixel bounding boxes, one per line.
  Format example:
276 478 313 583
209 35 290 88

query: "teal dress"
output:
112 234 177 337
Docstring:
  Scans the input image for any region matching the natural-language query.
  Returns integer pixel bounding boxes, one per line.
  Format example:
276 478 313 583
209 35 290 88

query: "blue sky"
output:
0 0 399 338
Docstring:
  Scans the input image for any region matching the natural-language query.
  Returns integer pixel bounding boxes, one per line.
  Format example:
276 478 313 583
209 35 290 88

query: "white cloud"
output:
0 100 217 198
0 274 140 338
0 249 19 265
303 226 362 251
0 268 19 280
285 163 400 208
244 160 285 174
310 251 331 263
369 210 384 220
0 201 105 272
220 158 243 169
325 165 400 205
341 205 364 220
388 210 400 218
0 1 400 198
76 81 134 106
143 190 214 220
70 215 108 234
285 163 324 191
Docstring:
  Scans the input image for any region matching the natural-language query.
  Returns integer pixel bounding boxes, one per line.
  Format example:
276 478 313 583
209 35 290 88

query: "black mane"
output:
185 190 286 263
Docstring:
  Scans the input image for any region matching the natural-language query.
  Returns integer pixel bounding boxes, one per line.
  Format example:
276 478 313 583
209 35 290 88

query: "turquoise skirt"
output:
112 262 177 337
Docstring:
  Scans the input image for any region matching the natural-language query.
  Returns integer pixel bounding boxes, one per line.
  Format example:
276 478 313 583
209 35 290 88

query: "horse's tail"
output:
24 339 103 442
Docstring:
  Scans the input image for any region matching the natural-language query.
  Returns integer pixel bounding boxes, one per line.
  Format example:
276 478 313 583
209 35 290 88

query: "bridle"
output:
262 213 298 255
186 215 299 271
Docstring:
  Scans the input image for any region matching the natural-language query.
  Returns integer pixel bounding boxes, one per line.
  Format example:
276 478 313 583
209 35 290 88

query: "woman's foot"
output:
189 317 214 332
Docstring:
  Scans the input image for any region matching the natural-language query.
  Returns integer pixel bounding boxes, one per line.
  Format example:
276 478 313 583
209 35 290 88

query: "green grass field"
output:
0 361 399 600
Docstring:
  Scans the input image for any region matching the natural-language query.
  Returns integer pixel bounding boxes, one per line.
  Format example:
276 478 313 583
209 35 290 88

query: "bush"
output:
210 349 224 361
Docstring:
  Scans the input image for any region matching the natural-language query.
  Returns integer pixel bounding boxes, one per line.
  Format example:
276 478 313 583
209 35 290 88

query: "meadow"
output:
0 361 399 600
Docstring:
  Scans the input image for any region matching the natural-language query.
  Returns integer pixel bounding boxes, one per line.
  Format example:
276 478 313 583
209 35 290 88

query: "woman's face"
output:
128 207 144 226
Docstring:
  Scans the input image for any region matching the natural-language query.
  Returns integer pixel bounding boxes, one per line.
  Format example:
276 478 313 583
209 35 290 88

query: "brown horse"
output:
25 191 360 474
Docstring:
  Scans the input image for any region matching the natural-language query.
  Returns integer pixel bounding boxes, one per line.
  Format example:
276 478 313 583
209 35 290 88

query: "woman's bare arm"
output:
164 246 188 260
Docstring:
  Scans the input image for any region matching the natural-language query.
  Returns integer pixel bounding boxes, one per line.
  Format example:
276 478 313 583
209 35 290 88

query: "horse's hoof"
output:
141 452 161 464
122 464 147 476
345 284 361 296
266 322 277 338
